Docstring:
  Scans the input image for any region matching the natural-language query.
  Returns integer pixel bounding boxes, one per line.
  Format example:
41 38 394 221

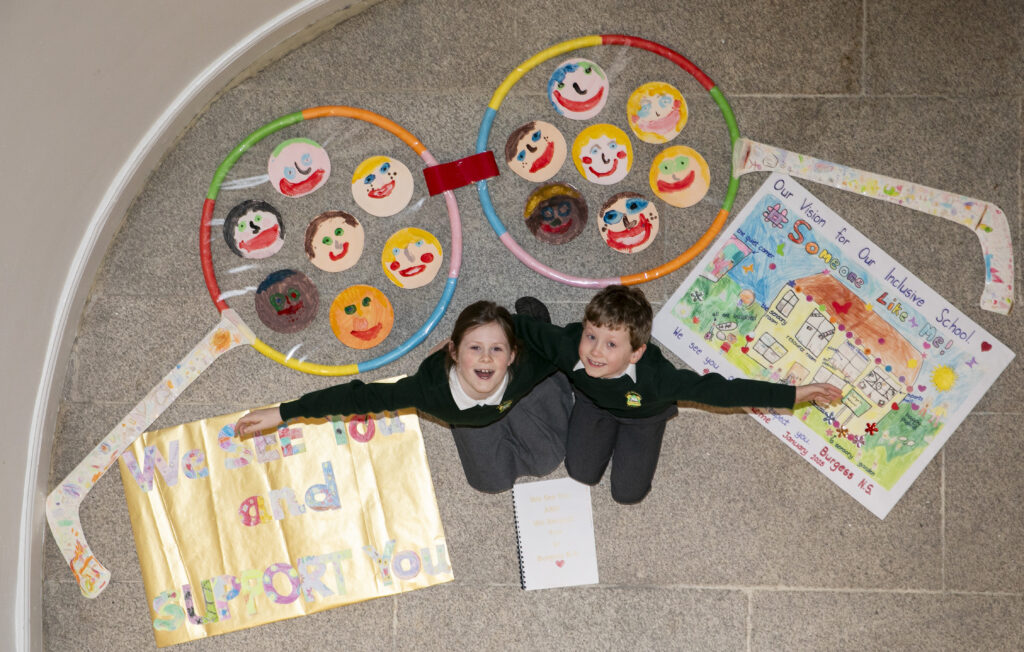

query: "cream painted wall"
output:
0 1 382 648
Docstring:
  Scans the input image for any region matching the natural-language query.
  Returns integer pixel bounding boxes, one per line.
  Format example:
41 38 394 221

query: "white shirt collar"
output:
448 366 509 410
573 360 637 381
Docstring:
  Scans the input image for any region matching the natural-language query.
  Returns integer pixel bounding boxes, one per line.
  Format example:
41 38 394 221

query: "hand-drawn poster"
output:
118 388 452 646
652 174 1013 518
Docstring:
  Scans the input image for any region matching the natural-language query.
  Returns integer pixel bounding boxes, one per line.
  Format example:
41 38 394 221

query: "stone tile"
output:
945 413 1024 593
396 584 749 650
594 411 944 589
511 0 862 95
42 577 395 652
866 0 1024 95
751 590 1024 652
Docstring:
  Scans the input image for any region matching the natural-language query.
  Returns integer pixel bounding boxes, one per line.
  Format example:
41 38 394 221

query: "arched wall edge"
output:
15 2 385 649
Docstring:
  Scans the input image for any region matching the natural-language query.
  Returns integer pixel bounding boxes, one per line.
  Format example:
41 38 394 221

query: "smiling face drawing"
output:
329 285 394 349
598 192 660 254
547 58 609 120
267 138 331 198
505 121 567 182
254 269 319 333
650 145 711 208
627 82 688 144
351 156 414 217
572 124 632 186
223 199 285 259
304 211 364 273
381 227 443 289
523 183 588 245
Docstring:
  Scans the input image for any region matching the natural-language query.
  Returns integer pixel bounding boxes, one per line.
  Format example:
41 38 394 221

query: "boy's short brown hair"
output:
583 285 652 351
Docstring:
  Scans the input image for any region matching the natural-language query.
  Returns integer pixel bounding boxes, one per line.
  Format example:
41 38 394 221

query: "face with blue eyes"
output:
547 58 609 120
381 227 443 289
572 125 632 185
267 138 331 198
305 211 364 273
523 183 588 245
598 192 660 254
627 82 687 144
505 121 566 182
351 156 414 217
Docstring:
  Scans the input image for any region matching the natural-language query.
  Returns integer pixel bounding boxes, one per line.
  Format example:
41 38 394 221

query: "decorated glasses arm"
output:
45 311 253 598
733 137 1013 314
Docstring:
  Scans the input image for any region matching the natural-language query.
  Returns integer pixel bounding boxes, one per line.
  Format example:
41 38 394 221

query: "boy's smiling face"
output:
578 321 645 379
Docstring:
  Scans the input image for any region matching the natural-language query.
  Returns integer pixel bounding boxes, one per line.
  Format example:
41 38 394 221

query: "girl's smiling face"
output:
450 322 515 400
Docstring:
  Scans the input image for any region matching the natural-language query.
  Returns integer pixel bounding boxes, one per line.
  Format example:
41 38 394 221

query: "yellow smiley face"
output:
329 285 394 349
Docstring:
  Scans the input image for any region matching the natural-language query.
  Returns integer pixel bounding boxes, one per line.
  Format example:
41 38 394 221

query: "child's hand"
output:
234 407 283 436
794 383 843 407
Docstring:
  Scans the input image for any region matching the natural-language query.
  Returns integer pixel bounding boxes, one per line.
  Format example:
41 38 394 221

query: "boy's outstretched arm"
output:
793 383 843 407
235 406 283 436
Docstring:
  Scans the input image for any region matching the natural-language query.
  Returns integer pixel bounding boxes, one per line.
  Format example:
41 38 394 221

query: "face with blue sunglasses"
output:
598 192 659 254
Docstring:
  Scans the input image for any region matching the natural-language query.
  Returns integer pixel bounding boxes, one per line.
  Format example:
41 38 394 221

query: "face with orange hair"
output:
329 285 394 349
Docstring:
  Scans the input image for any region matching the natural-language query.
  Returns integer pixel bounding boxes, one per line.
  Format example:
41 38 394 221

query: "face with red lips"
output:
548 58 609 120
572 124 633 186
351 156 414 217
267 138 331 198
627 82 688 144
649 145 711 208
598 192 660 254
329 285 394 349
305 211 364 273
381 227 443 289
223 200 285 259
254 269 319 333
523 183 588 245
504 121 567 182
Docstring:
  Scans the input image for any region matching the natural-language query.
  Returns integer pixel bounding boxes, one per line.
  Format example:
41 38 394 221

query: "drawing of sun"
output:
930 365 957 391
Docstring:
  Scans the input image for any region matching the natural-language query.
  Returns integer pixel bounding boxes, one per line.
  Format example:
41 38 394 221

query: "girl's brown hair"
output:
446 301 518 370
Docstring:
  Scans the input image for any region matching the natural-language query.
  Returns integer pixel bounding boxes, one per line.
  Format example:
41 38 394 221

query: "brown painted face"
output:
329 285 394 349
254 269 319 333
523 183 588 245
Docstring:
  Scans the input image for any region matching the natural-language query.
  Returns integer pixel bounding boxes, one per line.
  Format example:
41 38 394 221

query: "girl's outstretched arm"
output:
235 406 283 436
793 383 843 407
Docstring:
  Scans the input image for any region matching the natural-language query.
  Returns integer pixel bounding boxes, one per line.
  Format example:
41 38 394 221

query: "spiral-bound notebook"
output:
512 477 599 590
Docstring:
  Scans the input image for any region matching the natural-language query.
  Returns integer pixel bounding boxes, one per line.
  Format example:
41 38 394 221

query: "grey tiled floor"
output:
44 1 1024 650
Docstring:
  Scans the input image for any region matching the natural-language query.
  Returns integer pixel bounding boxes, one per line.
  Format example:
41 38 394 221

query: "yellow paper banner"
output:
118 388 452 647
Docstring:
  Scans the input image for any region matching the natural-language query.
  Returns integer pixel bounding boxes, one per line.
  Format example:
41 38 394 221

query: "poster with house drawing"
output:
652 173 1013 518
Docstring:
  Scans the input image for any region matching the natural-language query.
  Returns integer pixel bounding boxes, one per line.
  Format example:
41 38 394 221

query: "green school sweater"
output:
512 316 796 418
278 348 557 427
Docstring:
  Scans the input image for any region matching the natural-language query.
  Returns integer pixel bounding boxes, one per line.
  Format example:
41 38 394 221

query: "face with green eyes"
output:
351 156 414 217
329 285 394 349
649 145 711 208
254 269 319 333
223 200 285 259
267 138 331 198
504 121 566 182
381 227 443 289
598 192 660 254
548 58 609 120
305 211 364 273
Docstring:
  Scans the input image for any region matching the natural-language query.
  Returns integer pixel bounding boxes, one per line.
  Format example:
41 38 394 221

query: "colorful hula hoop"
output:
475 34 739 287
200 105 463 376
